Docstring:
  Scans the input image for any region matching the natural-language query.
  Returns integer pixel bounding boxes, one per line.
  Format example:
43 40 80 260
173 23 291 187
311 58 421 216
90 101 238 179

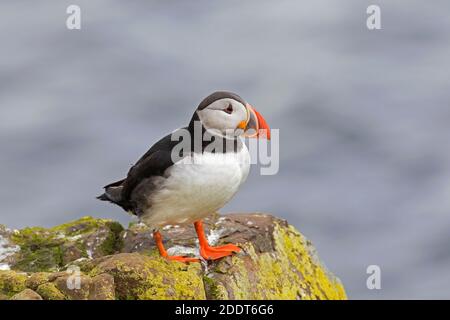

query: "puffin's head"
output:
195 91 270 140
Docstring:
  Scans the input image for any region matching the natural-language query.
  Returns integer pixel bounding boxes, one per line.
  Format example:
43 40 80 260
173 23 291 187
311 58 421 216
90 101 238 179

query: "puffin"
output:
97 91 270 262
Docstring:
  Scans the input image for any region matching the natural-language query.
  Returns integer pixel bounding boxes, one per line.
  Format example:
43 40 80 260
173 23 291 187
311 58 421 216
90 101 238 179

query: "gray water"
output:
1 1 449 299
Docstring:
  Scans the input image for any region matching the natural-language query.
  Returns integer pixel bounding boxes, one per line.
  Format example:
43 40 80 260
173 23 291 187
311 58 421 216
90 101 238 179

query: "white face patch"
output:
196 98 248 137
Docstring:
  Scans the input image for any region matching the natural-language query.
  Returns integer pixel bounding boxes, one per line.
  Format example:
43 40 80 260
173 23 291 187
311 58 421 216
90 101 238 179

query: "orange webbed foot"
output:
194 220 241 261
199 243 241 260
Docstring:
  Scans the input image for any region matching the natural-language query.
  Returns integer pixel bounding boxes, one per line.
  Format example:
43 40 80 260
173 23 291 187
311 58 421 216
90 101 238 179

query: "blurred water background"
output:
1 1 449 299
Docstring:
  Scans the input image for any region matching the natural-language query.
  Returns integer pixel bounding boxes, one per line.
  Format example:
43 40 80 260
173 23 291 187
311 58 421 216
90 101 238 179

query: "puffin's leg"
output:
153 230 199 263
194 220 241 260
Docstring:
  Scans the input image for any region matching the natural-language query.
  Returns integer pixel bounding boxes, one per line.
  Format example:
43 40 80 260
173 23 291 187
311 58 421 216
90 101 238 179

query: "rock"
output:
10 288 43 300
89 273 115 300
0 270 27 299
26 272 51 290
36 282 65 300
89 253 205 300
0 213 347 300
202 215 343 299
0 216 124 272
53 273 92 300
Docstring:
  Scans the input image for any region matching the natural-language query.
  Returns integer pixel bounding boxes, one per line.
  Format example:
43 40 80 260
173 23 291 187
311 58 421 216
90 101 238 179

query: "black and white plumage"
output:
97 91 270 262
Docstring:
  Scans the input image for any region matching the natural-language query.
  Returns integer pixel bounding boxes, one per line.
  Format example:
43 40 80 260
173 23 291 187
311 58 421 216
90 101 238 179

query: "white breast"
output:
141 142 250 227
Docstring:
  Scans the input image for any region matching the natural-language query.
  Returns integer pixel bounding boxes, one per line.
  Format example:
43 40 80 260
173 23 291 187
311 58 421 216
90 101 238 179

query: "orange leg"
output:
194 220 241 260
153 231 199 263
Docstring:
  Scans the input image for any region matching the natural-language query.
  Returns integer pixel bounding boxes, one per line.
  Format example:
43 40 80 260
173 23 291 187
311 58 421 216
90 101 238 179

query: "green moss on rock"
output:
90 252 205 300
99 222 124 255
52 216 103 236
10 227 64 272
9 217 124 272
0 271 27 298
25 272 51 290
202 221 347 300
36 282 66 300
1 213 347 300
202 275 229 300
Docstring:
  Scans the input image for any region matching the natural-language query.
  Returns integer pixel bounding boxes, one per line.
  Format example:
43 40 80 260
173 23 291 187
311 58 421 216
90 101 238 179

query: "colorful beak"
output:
243 104 271 140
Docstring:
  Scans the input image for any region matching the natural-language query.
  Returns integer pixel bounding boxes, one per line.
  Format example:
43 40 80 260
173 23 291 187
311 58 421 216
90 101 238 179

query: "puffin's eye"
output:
223 104 233 114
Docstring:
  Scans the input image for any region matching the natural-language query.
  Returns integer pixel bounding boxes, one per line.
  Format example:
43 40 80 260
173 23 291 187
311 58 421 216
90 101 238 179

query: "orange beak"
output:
241 103 271 140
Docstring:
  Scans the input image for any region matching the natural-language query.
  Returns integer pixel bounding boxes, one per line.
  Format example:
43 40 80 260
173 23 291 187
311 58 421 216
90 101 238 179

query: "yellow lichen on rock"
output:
89 252 205 300
273 224 346 299
0 270 27 298
36 282 66 300
0 213 347 300
25 272 51 290
203 221 347 300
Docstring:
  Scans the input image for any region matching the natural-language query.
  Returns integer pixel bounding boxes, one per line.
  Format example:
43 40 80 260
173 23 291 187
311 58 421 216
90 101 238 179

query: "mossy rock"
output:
203 222 346 299
89 273 115 300
90 253 205 300
25 272 51 290
0 213 347 300
0 270 27 298
5 216 124 272
36 282 66 300
10 288 43 300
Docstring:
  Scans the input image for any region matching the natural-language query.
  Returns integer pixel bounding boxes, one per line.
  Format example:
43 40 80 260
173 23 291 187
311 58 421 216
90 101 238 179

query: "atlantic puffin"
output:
98 91 270 262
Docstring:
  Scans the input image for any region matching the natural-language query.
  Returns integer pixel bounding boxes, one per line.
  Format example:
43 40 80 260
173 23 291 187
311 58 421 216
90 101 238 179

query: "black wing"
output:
121 149 173 201
98 128 189 211
120 128 189 202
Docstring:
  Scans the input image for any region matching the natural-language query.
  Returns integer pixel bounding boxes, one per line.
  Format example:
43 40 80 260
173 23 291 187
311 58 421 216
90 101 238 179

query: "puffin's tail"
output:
96 193 110 201
97 178 125 204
